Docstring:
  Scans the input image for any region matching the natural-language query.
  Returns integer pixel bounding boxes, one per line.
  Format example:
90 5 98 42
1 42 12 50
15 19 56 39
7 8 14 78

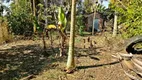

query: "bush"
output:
110 0 142 38
0 19 12 44
7 0 33 35
76 15 85 36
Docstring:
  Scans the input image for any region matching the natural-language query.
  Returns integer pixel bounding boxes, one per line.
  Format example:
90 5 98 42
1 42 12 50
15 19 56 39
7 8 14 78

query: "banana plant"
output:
58 7 67 33
57 7 67 56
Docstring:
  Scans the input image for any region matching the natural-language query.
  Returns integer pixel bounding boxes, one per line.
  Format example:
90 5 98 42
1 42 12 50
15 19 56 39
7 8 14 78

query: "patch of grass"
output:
33 62 67 80
44 69 66 79
83 32 91 35
75 38 81 43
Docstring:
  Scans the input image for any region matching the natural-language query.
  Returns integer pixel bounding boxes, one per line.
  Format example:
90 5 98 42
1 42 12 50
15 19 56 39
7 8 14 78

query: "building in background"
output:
84 12 104 32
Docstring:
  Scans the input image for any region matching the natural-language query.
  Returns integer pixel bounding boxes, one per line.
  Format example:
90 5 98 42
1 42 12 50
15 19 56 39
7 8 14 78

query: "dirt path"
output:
0 33 130 80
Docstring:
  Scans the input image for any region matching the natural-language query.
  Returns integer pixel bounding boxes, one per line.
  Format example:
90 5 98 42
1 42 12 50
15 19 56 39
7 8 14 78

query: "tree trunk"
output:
66 0 76 73
92 1 98 35
45 0 48 26
15 0 18 5
14 0 19 10
33 0 36 33
42 0 48 52
92 11 96 35
112 13 118 37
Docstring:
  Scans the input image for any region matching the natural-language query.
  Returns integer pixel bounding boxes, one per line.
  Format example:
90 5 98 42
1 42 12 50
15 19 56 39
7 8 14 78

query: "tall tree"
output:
66 0 76 73
110 0 118 37
112 12 117 37
42 0 48 53
33 0 36 33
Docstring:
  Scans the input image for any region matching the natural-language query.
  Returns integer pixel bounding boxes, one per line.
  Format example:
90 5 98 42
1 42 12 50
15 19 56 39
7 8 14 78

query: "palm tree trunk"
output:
112 12 117 37
66 0 76 73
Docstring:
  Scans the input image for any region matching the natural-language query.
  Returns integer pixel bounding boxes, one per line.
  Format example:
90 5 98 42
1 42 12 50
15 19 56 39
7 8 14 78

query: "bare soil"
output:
0 32 131 80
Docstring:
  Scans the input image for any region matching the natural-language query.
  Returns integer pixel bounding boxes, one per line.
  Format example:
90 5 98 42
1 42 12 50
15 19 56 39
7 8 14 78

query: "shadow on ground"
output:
75 47 102 61
75 46 121 70
77 61 120 69
0 44 66 80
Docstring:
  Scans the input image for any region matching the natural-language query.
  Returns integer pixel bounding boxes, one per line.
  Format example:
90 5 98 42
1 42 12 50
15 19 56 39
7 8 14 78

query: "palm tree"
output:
66 0 76 73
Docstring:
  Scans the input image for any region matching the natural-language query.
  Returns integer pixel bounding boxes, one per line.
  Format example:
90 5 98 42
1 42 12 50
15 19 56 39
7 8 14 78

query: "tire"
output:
125 35 142 54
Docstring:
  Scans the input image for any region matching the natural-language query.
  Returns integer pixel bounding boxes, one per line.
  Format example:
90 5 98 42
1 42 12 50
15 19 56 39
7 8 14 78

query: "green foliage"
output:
7 12 33 35
96 4 106 13
83 0 94 13
76 15 85 36
58 7 67 32
110 0 142 38
37 3 45 21
122 26 142 38
7 0 33 35
33 16 41 32
38 3 54 24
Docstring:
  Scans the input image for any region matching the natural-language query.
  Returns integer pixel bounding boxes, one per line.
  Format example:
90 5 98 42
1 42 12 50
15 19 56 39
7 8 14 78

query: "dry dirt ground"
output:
0 32 131 80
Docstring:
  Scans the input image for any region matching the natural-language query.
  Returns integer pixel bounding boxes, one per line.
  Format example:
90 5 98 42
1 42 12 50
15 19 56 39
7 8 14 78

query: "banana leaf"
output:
58 7 67 32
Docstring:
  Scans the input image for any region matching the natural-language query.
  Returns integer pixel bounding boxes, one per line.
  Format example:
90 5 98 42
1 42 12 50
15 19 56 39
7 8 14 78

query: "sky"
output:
2 0 11 7
101 0 109 8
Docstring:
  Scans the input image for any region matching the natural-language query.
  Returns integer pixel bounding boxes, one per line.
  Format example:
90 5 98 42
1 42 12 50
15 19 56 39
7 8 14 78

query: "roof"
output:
84 12 102 19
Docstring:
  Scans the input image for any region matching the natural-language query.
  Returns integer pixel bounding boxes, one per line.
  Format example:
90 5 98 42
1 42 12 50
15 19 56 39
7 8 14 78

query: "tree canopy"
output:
110 0 142 38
